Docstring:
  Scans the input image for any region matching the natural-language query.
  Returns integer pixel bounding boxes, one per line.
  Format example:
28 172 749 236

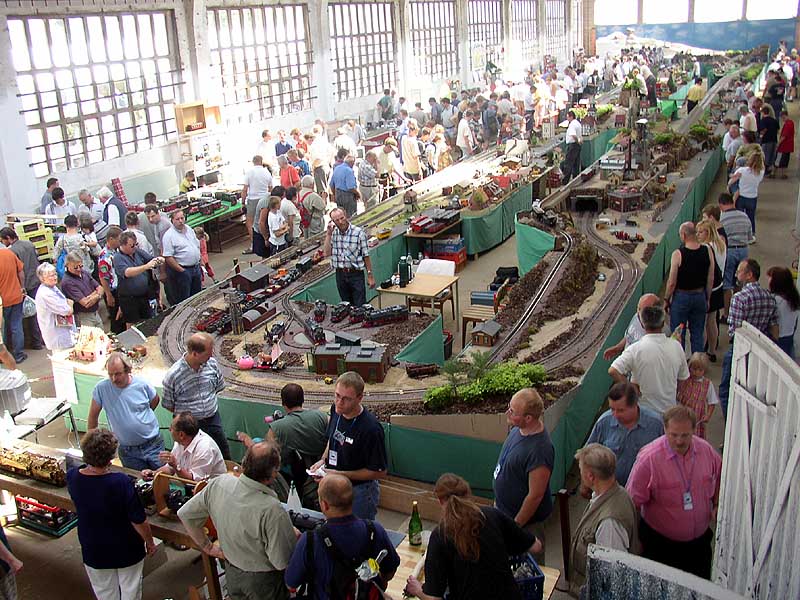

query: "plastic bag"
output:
22 295 36 318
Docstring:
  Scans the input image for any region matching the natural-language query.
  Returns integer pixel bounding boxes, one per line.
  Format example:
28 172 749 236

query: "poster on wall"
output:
189 131 228 177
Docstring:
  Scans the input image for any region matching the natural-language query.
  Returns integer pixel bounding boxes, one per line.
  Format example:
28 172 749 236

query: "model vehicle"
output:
304 318 326 345
267 321 286 344
253 352 286 371
363 304 409 328
330 302 351 323
376 228 392 240
313 299 327 323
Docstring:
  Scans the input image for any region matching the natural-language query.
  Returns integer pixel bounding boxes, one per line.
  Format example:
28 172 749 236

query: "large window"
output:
329 2 397 100
467 0 503 71
747 0 797 20
512 0 539 66
544 0 568 64
570 0 584 51
208 6 313 125
8 13 181 177
409 0 459 80
642 0 687 24
694 0 740 22
592 0 636 26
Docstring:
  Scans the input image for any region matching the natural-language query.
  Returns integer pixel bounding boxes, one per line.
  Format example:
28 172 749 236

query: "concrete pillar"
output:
456 0 471 87
538 0 547 69
637 0 644 25
308 0 335 121
177 0 204 103
741 0 747 20
0 15 40 213
397 0 413 97
584 0 595 54
687 0 695 23
502 0 513 73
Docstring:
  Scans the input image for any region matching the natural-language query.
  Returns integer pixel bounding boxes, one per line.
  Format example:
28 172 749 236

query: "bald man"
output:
603 293 662 360
162 332 231 458
665 222 714 355
285 474 400 597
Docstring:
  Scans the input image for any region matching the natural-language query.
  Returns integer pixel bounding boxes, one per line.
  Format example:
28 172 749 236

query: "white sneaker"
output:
748 235 757 244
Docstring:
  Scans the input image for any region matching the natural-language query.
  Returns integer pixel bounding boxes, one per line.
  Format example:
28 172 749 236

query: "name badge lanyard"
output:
331 414 358 451
674 451 696 511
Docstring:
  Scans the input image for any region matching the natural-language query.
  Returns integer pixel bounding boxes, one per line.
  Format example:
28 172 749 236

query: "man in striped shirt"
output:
324 208 374 306
718 259 778 418
718 193 752 317
162 332 231 459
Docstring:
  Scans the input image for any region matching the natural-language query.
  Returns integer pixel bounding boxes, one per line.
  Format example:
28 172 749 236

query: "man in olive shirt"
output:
238 383 328 509
178 441 296 600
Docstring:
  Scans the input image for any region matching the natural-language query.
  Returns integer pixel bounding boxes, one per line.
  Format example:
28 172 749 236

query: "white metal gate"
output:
714 323 800 598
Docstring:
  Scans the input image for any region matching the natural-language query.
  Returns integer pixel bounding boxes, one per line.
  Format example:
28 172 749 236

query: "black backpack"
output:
303 519 383 600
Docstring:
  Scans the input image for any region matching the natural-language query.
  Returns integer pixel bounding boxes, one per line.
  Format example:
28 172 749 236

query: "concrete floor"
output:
7 106 800 598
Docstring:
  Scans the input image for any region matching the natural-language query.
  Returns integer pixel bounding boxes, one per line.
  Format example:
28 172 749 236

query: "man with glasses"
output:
59 252 104 329
113 231 163 327
493 388 554 563
626 405 721 579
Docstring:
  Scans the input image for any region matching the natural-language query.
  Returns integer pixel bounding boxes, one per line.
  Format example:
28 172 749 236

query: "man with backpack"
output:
285 474 400 600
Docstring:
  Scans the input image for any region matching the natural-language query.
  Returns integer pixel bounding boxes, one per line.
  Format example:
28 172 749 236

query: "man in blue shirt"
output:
585 381 664 486
329 155 360 218
285 474 399 599
87 352 164 470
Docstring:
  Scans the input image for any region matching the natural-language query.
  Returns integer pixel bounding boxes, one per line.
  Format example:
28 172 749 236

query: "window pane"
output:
593 0 637 25
643 0 687 24
747 0 796 19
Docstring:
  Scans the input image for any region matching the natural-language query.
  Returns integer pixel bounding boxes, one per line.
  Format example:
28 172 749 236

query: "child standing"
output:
194 226 216 283
677 352 718 439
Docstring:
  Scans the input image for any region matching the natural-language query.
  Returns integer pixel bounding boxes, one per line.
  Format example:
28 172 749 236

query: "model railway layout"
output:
153 76 737 405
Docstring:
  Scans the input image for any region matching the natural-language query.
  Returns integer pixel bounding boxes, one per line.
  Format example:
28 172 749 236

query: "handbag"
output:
22 295 36 318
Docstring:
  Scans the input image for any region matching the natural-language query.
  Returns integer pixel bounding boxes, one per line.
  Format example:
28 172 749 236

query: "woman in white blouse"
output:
34 263 76 350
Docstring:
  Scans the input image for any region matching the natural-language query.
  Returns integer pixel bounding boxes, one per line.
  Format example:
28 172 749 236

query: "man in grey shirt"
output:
0 228 44 350
161 210 201 304
77 189 108 244
40 177 58 213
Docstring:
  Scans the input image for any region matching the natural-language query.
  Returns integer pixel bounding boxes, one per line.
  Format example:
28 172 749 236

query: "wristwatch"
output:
367 270 373 275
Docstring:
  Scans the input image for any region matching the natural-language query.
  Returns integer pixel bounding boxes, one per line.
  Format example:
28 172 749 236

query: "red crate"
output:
431 248 467 263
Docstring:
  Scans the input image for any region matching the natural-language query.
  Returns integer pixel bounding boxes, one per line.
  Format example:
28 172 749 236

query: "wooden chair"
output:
407 259 456 319
461 279 511 347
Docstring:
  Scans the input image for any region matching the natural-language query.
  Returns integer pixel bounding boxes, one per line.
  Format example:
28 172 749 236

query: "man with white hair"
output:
77 189 108 244
97 186 127 230
723 125 743 168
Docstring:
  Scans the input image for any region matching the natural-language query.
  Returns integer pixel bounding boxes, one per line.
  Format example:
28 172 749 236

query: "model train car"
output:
313 299 327 323
348 304 372 324
330 302 351 323
267 321 286 344
363 304 409 327
304 318 326 345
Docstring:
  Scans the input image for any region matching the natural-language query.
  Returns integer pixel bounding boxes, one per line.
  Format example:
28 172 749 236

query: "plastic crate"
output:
430 248 467 264
510 553 545 600
13 219 46 237
15 496 78 537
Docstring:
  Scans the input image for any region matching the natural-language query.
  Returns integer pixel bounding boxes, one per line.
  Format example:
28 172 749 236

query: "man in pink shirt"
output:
626 405 721 578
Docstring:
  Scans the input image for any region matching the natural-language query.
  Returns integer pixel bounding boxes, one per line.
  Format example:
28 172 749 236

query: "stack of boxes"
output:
429 236 467 272
13 219 53 262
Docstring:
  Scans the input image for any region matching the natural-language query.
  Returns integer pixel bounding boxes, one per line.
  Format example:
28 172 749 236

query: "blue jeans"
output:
761 142 777 169
670 290 707 354
352 480 380 520
723 247 749 290
2 302 24 360
169 264 202 304
117 436 164 470
719 345 734 419
736 195 758 234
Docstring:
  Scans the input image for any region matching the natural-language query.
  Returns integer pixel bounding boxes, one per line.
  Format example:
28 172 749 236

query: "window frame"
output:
409 0 459 80
207 5 314 125
9 12 182 177
467 0 503 72
512 0 540 66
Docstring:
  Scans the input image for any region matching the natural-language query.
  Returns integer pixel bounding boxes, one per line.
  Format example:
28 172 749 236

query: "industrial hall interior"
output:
0 0 797 597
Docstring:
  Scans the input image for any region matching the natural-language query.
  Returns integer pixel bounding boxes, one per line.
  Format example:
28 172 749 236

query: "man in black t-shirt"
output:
759 106 780 174
113 231 163 326
310 371 387 520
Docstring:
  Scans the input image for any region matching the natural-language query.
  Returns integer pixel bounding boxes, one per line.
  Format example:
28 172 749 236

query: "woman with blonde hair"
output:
728 149 764 239
696 219 726 361
405 473 541 600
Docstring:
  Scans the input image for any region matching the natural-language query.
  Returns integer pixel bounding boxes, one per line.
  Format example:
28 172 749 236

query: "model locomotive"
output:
304 318 326 345
330 302 351 323
313 299 327 323
363 304 409 327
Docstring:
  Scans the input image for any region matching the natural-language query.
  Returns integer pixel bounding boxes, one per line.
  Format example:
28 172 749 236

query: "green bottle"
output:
409 501 423 546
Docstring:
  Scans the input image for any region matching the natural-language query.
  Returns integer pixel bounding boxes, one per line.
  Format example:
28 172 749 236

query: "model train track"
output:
487 229 575 364
537 212 640 371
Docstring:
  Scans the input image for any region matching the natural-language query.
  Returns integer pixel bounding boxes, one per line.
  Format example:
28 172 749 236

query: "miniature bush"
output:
457 381 484 405
423 385 454 411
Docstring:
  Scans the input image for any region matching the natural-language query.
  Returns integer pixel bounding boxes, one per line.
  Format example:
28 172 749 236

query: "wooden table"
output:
0 467 223 600
386 537 561 599
377 273 460 320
